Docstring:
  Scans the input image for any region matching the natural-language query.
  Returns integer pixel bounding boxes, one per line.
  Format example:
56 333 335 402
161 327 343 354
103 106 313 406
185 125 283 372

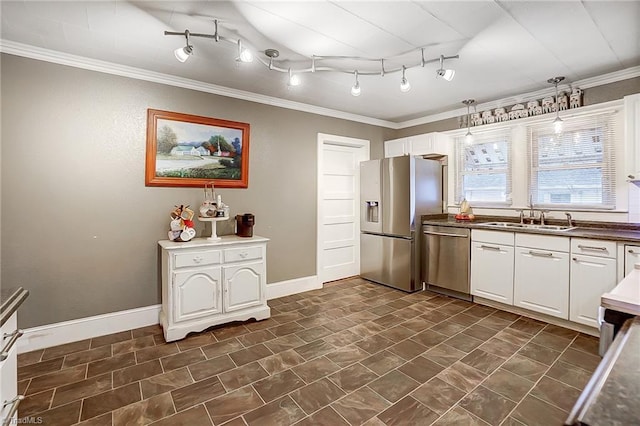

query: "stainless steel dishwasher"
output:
422 225 471 301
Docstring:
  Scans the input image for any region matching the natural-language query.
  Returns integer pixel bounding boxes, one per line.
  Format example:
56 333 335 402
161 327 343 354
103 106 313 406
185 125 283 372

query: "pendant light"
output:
548 76 565 134
462 99 475 144
288 68 300 87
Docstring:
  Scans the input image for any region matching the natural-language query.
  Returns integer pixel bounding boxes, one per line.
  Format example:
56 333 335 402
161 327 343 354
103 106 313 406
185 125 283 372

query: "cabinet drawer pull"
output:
192 256 203 263
0 329 24 361
629 249 639 254
479 244 501 251
528 250 553 258
577 245 607 252
239 252 248 258
2 395 24 426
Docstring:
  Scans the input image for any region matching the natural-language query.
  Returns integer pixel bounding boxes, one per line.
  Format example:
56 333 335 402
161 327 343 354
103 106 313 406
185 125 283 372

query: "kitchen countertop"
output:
421 216 640 243
0 287 29 328
565 315 640 425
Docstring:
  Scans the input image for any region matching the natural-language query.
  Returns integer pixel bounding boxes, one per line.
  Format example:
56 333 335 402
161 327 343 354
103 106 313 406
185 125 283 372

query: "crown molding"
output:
2 39 637 132
0 40 399 129
397 65 640 129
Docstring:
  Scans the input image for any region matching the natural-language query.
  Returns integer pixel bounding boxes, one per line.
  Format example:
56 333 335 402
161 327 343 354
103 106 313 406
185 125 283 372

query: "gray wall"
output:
0 54 387 328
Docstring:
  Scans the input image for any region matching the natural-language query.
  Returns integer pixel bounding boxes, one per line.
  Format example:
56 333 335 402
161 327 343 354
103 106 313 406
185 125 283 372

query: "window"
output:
455 129 512 206
528 112 618 210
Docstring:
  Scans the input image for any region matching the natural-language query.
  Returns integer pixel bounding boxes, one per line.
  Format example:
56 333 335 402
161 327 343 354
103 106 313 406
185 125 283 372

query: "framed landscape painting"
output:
145 109 250 188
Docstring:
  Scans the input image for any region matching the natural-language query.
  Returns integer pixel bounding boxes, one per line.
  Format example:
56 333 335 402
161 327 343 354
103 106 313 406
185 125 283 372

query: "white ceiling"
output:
1 1 639 124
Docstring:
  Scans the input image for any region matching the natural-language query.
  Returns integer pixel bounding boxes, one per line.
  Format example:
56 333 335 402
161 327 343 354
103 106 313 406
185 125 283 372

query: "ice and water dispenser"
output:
365 201 379 223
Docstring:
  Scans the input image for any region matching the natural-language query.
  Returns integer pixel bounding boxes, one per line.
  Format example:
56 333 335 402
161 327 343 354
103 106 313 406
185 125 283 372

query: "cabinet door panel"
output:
384 139 407 158
514 248 569 319
570 255 617 327
173 267 222 323
224 262 263 312
471 243 514 304
625 245 640 276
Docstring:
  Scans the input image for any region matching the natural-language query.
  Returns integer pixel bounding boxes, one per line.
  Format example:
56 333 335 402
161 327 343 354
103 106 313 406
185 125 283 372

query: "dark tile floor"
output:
17 277 601 425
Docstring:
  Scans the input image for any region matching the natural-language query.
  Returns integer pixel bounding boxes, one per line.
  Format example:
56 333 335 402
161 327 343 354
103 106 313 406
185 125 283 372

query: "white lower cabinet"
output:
570 239 618 328
471 230 515 304
625 244 640 276
160 236 270 342
514 234 570 319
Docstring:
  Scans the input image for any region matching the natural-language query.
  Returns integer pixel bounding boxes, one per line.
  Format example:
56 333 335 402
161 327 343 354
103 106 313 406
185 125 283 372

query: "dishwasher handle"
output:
423 231 469 238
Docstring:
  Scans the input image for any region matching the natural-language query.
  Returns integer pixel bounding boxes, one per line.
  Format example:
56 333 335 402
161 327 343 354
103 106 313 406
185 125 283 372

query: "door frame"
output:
317 133 370 284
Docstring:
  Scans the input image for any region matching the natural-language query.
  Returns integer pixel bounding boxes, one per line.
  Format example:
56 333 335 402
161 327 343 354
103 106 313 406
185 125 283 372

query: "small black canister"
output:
236 213 255 237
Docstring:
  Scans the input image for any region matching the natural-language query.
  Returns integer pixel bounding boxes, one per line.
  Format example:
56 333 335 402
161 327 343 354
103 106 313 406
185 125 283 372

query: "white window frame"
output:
527 111 618 211
454 128 513 207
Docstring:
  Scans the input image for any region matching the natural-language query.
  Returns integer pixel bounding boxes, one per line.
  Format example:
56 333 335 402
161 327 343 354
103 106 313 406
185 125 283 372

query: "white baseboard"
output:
266 275 321 300
18 305 162 354
18 275 321 353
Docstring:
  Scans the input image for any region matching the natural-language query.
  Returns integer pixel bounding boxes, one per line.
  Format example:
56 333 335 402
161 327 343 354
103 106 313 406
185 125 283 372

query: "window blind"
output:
527 111 618 210
455 128 512 206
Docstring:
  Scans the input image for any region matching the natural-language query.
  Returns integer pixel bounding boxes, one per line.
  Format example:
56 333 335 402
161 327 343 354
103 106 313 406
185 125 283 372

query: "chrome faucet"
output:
516 209 525 224
565 212 574 227
540 211 547 225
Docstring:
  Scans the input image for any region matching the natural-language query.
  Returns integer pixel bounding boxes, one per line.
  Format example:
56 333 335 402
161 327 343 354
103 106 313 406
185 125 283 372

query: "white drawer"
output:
472 230 514 245
224 246 263 263
173 250 221 268
571 238 617 258
516 233 569 252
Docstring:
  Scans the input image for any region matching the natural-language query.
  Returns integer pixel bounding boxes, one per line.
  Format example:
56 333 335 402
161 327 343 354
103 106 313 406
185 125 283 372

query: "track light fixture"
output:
173 30 193 63
436 55 456 81
462 99 475 144
400 66 411 93
164 21 460 93
288 68 300 87
237 40 253 63
548 76 565 134
351 71 361 97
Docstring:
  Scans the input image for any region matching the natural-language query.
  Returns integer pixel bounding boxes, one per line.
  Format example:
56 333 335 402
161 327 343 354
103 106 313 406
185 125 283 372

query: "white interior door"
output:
318 134 369 284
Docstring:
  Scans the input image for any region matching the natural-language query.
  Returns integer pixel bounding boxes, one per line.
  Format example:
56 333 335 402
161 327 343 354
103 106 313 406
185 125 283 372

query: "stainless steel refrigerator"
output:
360 156 444 292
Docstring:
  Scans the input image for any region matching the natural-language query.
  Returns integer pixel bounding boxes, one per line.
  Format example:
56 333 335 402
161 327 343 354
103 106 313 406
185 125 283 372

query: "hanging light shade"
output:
462 99 475 144
548 76 565 134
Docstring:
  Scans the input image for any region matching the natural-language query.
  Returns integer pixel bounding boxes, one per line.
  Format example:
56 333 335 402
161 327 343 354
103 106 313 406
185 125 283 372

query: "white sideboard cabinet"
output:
159 236 270 342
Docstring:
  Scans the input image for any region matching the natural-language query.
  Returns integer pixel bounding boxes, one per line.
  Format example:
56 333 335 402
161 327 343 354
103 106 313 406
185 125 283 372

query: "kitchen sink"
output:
481 222 576 232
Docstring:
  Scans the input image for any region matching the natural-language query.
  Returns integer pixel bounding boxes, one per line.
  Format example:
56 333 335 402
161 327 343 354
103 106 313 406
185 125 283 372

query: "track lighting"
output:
164 21 460 93
173 31 193 63
462 99 475 144
237 40 253 63
548 76 565 134
351 71 361 97
288 68 300 87
400 66 411 93
436 55 456 81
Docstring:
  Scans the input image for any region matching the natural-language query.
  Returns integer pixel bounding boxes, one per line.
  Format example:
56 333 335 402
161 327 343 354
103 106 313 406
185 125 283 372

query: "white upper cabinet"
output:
625 93 640 180
384 133 451 158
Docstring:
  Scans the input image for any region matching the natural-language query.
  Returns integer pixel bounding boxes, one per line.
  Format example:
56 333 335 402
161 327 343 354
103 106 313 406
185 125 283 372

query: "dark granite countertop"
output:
566 316 640 425
421 216 640 243
0 287 29 328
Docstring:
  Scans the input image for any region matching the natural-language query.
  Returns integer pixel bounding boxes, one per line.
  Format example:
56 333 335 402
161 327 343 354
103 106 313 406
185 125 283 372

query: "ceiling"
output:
1 1 639 125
